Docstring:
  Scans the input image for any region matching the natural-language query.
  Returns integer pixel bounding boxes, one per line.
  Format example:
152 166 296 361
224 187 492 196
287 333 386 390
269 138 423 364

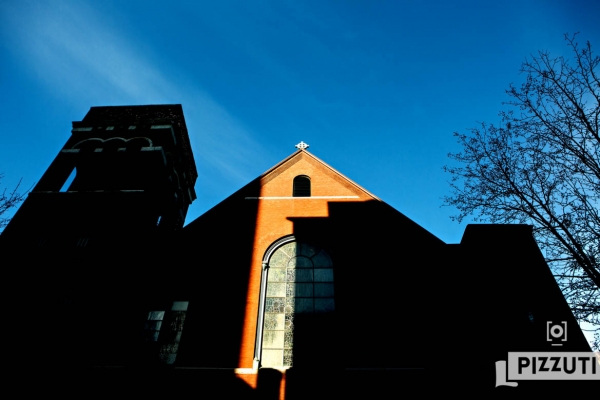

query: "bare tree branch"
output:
0 174 28 229
444 33 600 350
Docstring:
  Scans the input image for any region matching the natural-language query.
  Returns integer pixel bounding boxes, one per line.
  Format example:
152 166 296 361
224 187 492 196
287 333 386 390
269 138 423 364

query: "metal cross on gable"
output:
295 141 309 150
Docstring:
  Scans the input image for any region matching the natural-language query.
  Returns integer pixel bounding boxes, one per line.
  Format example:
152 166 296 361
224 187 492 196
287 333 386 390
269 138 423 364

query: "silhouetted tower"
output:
2 105 197 246
1 105 198 367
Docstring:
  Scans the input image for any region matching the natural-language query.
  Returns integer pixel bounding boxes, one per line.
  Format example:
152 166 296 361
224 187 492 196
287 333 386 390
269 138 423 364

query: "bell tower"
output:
1 105 198 367
2 104 197 245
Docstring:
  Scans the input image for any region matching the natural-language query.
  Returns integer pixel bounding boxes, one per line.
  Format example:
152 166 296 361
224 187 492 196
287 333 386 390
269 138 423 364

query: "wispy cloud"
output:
2 1 162 102
1 0 268 186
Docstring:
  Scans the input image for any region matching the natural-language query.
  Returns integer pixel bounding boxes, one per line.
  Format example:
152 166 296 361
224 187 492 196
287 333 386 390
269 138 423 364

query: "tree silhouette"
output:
0 174 27 229
444 34 599 348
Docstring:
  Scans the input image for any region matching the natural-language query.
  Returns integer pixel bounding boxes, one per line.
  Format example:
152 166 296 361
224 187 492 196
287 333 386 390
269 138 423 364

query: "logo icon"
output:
496 352 600 387
547 321 567 346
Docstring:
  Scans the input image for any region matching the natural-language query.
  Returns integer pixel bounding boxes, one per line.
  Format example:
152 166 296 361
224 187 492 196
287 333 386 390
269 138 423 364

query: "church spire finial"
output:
295 141 309 150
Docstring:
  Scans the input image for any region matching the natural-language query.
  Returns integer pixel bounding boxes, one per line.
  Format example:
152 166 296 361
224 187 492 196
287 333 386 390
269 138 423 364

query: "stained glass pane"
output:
284 314 294 330
286 269 296 282
267 282 286 297
295 269 313 282
284 297 295 313
315 298 335 313
286 284 295 297
263 330 284 348
312 250 332 267
264 313 285 330
314 283 334 297
283 349 293 367
279 243 297 258
145 320 162 330
268 269 286 282
262 349 283 367
148 311 164 320
171 301 189 311
284 331 293 349
298 243 316 257
289 256 313 268
295 298 313 313
269 251 288 268
265 297 285 313
314 269 333 282
295 283 313 297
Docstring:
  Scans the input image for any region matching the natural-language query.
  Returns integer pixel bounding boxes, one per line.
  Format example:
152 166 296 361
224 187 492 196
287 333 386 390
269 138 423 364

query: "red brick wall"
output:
238 152 375 367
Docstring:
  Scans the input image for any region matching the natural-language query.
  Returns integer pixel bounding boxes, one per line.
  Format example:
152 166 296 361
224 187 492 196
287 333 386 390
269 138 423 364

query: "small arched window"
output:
293 175 311 197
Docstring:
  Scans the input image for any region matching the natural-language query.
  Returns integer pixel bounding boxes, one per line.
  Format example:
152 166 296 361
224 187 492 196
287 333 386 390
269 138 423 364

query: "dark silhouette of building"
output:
2 105 595 397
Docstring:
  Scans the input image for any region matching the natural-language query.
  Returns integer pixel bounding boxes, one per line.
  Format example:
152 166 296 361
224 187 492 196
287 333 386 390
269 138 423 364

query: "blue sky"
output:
1 0 598 245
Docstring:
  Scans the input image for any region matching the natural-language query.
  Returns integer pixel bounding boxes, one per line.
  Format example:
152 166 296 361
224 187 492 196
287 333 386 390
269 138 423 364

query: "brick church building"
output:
1 105 595 397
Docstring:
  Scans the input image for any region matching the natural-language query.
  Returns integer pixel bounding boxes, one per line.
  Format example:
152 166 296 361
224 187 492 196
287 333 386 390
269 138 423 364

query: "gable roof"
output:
257 149 380 200
183 148 445 246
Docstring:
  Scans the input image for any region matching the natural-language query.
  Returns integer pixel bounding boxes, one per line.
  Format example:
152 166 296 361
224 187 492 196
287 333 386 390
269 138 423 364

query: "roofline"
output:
259 149 381 201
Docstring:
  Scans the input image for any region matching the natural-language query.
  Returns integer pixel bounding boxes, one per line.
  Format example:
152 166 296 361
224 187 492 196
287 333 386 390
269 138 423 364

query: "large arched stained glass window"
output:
259 239 334 368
